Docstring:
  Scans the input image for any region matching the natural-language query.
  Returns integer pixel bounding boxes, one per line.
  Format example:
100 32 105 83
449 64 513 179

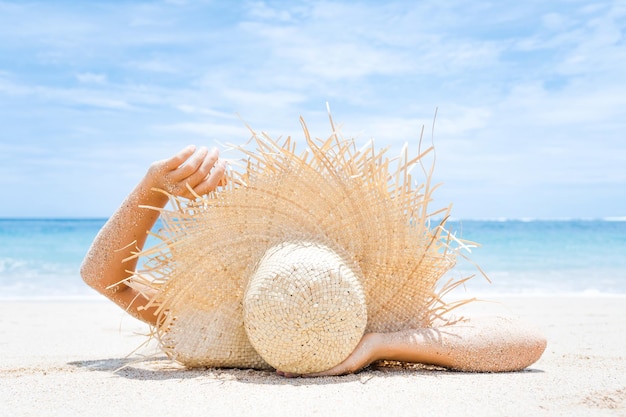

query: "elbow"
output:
527 332 548 368
80 253 130 297
79 259 96 289
80 255 104 294
517 324 548 371
499 331 548 372
496 317 548 372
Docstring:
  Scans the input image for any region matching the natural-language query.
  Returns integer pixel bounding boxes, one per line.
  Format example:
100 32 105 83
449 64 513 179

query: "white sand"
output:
1 296 625 417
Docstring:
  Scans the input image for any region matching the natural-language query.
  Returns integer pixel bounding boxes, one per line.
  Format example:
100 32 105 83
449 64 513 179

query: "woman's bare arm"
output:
296 316 547 377
80 145 225 325
375 316 547 372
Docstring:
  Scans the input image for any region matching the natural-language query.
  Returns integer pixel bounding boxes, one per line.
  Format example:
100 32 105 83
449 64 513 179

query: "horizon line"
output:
1 216 625 222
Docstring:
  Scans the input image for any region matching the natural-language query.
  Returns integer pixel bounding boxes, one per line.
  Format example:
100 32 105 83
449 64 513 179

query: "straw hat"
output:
132 114 475 374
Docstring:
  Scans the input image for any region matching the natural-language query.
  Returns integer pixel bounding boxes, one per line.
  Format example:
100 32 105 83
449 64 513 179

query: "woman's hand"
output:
145 145 226 199
276 333 382 378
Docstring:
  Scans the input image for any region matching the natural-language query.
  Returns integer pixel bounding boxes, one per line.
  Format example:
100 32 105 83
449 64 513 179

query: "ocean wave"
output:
0 294 104 302
448 217 626 222
602 216 626 222
447 289 626 298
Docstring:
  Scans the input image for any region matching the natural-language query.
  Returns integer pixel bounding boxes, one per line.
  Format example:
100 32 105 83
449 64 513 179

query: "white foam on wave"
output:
0 294 104 302
448 288 626 299
447 217 626 222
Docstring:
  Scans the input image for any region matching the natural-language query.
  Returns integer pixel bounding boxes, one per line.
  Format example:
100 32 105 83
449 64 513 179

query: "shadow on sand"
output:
68 357 543 386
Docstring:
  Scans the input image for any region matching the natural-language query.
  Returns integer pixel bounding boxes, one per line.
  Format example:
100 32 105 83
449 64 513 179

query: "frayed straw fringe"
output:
120 112 487 368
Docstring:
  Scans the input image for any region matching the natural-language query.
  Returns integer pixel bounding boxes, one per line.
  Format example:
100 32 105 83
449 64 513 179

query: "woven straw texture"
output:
131 115 475 371
244 242 367 374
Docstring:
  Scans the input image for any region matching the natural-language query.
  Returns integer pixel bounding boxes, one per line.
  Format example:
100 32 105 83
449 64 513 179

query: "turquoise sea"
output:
0 218 625 299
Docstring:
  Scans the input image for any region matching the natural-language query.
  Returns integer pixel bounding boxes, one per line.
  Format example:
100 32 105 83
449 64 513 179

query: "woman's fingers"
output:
275 352 361 379
152 145 226 198
185 148 219 188
193 160 226 195
162 145 197 171
171 146 209 181
276 361 353 378
275 370 301 378
299 334 379 378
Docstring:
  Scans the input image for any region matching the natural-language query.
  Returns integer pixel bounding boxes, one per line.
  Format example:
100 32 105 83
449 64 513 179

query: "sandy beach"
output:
1 296 625 417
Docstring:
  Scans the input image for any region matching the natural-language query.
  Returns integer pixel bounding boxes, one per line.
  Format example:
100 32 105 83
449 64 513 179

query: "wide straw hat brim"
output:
130 113 478 371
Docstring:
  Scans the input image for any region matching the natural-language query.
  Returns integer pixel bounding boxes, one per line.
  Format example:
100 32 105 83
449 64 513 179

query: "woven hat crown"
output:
244 241 367 374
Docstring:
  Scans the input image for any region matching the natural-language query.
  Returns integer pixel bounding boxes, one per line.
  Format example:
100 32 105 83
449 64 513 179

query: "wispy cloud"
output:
75 72 108 84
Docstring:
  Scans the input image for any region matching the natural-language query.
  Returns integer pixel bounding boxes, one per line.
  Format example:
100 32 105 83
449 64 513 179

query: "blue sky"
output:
0 0 624 219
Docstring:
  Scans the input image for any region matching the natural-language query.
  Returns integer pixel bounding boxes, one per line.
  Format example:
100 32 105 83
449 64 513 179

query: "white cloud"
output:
155 121 250 140
76 72 107 84
246 1 294 22
0 77 135 110
221 88 308 111
125 59 179 73
176 104 238 119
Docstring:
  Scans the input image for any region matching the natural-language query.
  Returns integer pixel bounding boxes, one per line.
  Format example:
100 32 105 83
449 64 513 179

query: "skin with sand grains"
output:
80 145 547 377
